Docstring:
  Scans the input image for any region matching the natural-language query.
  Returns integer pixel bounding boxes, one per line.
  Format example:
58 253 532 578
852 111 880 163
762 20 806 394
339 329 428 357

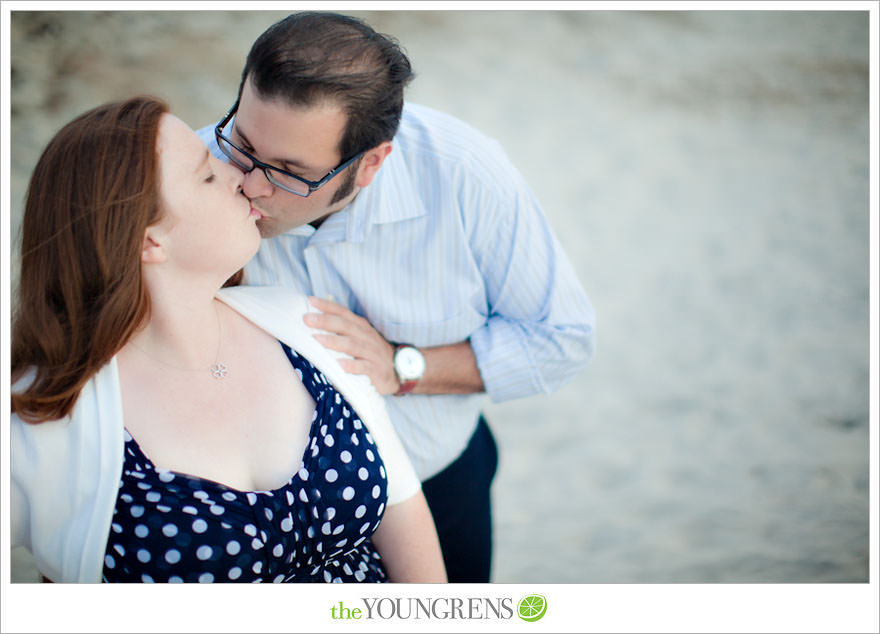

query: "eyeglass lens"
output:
216 132 311 196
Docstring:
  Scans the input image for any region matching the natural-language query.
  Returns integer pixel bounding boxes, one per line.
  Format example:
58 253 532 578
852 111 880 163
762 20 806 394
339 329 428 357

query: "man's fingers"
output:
337 358 371 376
309 295 349 315
306 298 396 393
312 333 359 354
305 312 356 334
306 300 373 331
313 333 374 359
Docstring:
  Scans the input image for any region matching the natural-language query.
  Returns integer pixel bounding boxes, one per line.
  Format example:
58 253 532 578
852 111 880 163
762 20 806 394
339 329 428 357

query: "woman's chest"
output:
118 344 316 492
102 376 390 583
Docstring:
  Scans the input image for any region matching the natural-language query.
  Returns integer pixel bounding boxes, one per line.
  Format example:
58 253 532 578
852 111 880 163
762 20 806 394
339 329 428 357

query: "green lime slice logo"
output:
517 594 547 622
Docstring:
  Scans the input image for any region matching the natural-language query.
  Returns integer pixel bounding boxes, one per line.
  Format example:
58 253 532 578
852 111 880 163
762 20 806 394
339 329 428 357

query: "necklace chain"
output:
129 303 227 379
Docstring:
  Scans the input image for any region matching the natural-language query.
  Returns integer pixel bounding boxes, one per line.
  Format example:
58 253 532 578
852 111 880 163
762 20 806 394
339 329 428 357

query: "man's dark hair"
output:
240 12 415 160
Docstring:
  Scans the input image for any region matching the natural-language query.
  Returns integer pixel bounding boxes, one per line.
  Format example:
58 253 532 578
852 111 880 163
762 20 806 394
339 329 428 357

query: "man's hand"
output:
303 296 400 394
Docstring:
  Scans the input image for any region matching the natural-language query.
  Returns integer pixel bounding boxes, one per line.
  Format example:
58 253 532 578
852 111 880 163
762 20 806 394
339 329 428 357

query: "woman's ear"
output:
141 226 167 264
354 141 393 189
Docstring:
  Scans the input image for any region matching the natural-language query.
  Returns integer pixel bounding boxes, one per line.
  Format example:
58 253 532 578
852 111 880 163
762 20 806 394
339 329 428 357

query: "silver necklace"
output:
130 304 227 380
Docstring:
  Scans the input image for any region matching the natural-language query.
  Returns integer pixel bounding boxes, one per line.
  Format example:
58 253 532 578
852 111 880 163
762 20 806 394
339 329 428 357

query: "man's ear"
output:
354 141 393 189
141 226 167 264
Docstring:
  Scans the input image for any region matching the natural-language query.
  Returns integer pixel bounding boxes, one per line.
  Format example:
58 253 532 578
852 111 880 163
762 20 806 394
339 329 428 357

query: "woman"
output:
11 96 446 583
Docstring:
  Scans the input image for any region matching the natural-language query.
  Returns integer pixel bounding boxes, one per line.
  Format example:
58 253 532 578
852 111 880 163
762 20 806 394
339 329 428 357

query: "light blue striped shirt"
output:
198 103 594 480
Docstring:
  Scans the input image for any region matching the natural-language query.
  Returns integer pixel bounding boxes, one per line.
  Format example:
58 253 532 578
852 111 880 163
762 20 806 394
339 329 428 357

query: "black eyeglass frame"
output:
214 101 365 198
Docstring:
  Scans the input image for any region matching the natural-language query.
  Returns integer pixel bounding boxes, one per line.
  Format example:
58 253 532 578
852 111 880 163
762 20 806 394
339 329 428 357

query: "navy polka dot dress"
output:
102 343 389 583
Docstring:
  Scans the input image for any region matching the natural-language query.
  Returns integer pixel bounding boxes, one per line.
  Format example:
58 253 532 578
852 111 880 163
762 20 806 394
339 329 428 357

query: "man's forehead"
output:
239 77 346 126
235 79 347 165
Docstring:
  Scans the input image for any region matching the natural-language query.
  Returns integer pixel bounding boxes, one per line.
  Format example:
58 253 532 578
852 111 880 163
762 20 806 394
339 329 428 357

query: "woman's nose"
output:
220 158 246 190
230 164 245 191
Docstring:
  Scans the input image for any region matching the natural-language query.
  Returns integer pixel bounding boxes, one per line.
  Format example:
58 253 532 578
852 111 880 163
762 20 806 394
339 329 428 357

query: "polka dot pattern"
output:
102 344 388 583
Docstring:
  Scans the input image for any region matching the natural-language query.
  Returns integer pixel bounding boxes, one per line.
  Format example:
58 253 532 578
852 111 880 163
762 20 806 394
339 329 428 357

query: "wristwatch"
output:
392 343 425 396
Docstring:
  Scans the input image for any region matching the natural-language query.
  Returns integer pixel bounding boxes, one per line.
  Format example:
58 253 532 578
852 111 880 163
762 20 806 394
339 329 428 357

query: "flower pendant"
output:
211 363 228 379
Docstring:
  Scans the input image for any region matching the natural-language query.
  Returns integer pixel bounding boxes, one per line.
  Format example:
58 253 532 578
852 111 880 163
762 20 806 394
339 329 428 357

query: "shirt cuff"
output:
469 317 546 403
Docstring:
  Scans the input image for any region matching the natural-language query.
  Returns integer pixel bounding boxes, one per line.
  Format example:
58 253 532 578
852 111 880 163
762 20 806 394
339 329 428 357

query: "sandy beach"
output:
5 8 872 590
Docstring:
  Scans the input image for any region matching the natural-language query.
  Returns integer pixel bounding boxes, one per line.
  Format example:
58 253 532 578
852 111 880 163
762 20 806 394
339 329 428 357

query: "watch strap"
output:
394 378 418 396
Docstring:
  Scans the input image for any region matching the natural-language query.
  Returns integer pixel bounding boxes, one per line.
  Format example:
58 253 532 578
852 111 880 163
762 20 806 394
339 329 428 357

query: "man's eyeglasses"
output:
214 101 364 198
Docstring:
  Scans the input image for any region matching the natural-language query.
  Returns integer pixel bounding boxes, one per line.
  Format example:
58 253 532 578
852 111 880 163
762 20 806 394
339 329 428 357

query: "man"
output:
198 11 594 582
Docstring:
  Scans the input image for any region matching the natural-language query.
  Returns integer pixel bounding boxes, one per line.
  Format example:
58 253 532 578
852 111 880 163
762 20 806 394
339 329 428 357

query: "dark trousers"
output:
421 415 498 583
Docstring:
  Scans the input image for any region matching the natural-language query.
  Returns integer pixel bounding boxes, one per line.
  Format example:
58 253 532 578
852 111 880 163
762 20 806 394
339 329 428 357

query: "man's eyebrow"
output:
234 123 312 172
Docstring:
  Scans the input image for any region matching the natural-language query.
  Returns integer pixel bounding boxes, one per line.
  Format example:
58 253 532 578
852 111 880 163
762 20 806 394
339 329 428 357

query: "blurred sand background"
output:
6 9 872 584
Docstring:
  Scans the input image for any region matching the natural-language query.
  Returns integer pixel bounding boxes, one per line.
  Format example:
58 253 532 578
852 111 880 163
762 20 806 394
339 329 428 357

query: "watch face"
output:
395 346 426 380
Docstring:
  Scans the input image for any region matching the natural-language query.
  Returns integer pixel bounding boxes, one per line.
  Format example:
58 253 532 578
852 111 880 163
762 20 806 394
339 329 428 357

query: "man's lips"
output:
249 206 264 219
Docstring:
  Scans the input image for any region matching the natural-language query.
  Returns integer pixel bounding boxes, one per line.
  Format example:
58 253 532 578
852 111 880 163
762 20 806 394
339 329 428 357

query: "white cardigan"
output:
10 286 420 583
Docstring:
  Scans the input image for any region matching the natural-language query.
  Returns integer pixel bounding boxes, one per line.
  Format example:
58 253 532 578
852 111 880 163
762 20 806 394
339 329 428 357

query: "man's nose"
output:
241 168 275 199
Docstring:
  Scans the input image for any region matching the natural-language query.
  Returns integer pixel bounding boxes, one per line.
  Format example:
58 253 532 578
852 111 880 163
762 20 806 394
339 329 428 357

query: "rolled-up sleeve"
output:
464 157 595 403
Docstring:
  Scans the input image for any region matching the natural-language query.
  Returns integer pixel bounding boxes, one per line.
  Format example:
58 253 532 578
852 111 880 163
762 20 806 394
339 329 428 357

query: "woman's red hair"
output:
11 96 169 422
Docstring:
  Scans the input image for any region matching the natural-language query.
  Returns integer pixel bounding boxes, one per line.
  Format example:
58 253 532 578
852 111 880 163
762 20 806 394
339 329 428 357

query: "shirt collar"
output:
359 140 426 227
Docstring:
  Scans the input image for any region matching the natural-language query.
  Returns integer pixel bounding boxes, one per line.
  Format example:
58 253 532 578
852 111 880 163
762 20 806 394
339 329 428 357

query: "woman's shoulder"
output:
217 285 420 504
216 285 310 316
217 286 376 400
216 285 319 356
216 285 345 377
